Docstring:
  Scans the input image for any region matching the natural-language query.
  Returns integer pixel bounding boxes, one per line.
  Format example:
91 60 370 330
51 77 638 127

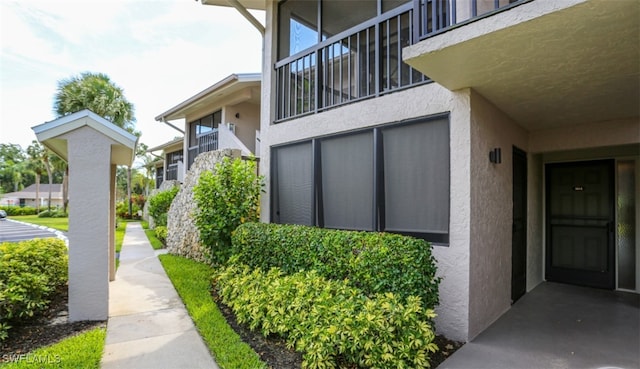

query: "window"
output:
271 141 314 225
189 111 222 147
320 131 374 230
271 115 450 243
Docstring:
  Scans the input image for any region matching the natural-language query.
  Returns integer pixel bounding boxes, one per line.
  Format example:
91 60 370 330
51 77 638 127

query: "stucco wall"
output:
225 100 260 154
468 89 528 339
61 125 114 321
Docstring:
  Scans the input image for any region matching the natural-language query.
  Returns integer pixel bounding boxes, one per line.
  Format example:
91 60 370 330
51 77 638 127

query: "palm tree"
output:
49 153 68 212
53 72 136 213
26 141 46 213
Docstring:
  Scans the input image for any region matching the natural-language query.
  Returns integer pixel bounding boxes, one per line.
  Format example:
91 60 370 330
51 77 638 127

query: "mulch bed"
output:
0 288 106 361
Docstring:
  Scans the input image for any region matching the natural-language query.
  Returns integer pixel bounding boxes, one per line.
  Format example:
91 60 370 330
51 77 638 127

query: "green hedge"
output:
215 262 438 368
147 186 179 227
0 238 68 341
231 223 440 310
0 206 37 216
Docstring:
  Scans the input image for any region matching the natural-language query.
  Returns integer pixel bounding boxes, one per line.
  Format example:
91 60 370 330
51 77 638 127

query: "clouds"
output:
0 0 264 152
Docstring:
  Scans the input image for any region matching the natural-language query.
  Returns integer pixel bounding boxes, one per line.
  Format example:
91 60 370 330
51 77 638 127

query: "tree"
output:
53 72 136 213
0 144 27 194
25 141 49 213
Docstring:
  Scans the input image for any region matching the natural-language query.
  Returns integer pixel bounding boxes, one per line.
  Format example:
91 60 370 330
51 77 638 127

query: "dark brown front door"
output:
512 147 527 303
546 160 615 289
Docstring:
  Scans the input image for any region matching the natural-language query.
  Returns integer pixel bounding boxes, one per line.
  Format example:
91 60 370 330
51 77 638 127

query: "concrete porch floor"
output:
438 282 639 369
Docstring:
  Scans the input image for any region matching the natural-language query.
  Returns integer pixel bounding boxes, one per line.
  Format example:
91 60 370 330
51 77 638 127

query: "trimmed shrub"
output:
154 226 167 245
0 206 37 216
0 238 68 341
231 222 440 310
214 262 438 368
193 157 263 265
147 186 179 226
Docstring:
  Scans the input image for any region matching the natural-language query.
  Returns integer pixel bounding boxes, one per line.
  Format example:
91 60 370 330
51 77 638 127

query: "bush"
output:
38 209 68 218
214 262 438 368
231 223 440 310
0 238 68 341
194 157 263 265
154 226 167 244
116 201 142 219
147 186 179 227
0 206 37 216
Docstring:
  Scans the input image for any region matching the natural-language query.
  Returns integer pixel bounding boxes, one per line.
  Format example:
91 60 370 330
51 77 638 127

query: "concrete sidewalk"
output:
101 222 218 369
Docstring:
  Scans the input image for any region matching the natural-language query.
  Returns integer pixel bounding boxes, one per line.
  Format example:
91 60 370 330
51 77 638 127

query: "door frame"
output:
544 159 616 289
512 146 527 303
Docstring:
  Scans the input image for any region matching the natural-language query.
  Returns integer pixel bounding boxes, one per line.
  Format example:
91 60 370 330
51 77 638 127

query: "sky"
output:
0 0 264 156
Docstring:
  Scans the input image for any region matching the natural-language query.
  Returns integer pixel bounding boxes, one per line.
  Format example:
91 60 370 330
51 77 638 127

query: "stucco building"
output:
201 0 640 342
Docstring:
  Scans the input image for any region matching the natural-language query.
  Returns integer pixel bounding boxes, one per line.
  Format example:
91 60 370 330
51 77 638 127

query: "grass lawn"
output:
141 221 164 250
10 215 69 232
1 327 106 369
159 254 265 369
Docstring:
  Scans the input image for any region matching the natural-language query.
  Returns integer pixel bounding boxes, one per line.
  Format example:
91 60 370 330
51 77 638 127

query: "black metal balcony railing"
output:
166 164 178 181
275 3 428 121
188 129 219 168
415 0 528 40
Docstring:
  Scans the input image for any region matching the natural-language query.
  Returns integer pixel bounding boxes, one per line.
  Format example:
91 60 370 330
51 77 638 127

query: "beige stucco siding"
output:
225 100 260 153
467 89 528 339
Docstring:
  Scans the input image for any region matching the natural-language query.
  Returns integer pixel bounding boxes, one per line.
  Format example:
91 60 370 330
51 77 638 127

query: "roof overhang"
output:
155 73 261 122
201 0 265 11
32 109 138 166
403 0 640 131
147 137 184 153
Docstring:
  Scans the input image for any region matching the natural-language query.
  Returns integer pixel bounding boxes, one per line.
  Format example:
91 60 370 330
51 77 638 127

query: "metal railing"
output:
166 164 178 181
275 3 428 121
414 0 528 40
188 129 219 169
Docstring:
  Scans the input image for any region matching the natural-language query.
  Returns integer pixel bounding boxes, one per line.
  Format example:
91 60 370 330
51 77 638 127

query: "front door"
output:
546 160 615 289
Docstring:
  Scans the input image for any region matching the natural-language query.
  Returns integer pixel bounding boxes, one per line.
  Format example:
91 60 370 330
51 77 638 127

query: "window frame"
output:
271 113 450 245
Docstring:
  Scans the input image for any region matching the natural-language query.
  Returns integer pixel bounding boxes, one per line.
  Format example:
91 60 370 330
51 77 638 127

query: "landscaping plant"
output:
193 157 263 265
147 186 179 226
231 222 441 310
0 238 68 341
214 261 438 368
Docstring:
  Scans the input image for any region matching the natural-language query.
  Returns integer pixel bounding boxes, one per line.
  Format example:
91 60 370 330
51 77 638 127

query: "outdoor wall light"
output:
235 112 240 118
489 147 502 164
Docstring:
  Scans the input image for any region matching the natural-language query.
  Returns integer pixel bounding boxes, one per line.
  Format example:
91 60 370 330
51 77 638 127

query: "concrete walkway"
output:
438 282 639 369
101 222 219 369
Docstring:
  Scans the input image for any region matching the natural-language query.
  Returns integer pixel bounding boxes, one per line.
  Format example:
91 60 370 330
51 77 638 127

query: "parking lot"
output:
0 219 63 242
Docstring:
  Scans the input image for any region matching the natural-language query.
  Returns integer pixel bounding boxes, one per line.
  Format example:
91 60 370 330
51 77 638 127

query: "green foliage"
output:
147 186 179 227
1 327 106 369
37 209 68 218
159 254 266 369
231 223 441 310
215 262 438 368
116 200 142 219
0 238 68 341
194 157 263 265
154 226 167 244
0 206 37 216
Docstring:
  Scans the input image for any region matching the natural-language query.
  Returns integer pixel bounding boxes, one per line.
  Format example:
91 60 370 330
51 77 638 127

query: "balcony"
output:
188 129 219 168
275 3 429 121
404 0 640 131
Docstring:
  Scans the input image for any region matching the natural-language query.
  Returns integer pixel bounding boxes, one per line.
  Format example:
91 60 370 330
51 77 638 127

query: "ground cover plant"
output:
159 254 266 369
142 221 164 250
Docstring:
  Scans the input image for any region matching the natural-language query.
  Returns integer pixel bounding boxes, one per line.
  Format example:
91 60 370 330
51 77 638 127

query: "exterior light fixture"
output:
489 148 502 164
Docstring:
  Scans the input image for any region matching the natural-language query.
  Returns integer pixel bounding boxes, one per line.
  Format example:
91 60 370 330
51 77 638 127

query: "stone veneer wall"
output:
166 149 240 262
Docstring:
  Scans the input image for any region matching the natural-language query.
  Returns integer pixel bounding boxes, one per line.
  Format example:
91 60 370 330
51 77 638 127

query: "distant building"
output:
0 183 64 208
